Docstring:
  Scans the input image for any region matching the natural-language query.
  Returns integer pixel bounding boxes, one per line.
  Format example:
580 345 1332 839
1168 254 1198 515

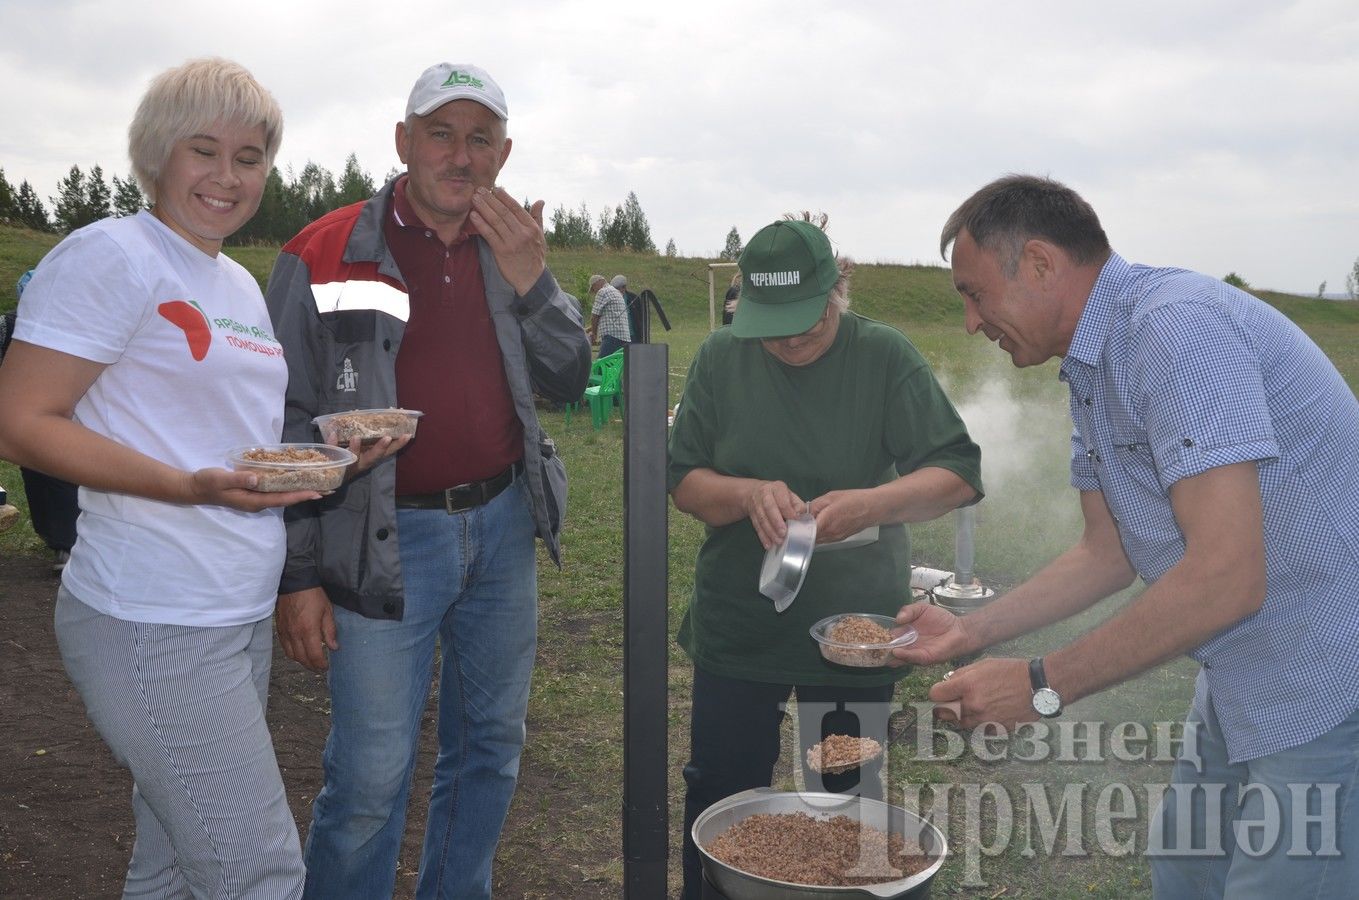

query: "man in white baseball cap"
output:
266 62 590 900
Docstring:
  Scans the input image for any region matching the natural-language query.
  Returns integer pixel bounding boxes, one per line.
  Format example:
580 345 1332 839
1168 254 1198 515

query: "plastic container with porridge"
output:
227 443 356 493
312 408 423 447
810 613 917 668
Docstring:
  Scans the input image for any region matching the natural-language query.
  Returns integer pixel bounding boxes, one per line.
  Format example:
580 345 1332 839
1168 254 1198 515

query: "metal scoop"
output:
758 509 816 612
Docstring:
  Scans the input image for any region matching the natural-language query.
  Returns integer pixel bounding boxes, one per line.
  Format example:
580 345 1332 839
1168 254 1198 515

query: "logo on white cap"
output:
441 70 484 90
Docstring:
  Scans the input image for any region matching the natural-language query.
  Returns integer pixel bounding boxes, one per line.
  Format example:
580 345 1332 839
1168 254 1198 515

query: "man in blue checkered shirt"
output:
893 174 1358 899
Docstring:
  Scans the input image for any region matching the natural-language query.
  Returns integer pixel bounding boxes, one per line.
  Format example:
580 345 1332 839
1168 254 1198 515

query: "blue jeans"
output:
1149 692 1359 899
301 478 538 900
598 334 628 358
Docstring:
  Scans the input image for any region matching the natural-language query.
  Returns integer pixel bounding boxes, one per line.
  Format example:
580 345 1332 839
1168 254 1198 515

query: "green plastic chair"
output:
565 350 623 426
583 351 625 429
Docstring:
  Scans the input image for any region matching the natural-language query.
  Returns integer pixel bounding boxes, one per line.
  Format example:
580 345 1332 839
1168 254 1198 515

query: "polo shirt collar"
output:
1063 252 1131 373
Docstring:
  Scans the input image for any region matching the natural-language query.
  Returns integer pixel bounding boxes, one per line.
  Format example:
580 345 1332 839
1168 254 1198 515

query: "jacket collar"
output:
343 176 403 281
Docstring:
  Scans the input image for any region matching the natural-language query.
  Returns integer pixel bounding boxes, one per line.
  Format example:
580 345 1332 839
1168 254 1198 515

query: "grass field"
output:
3 223 1359 896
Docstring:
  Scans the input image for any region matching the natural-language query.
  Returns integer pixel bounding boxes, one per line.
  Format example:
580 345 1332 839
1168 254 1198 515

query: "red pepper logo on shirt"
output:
157 300 212 361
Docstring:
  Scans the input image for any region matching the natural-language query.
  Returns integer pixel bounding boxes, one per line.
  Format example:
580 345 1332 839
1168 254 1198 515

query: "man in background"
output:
587 273 631 357
612 273 645 343
266 62 590 899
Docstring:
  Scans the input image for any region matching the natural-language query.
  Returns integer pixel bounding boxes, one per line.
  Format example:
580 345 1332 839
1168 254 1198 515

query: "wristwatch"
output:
1029 657 1063 718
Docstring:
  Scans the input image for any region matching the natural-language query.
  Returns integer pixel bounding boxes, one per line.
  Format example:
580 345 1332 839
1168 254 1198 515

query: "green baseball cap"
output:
732 219 839 339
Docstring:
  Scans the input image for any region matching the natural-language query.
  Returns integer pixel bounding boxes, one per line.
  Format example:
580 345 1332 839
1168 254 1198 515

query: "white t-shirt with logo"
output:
15 211 288 626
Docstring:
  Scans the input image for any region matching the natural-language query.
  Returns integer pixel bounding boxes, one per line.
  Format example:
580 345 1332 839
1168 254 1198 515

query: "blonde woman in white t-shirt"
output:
0 59 403 899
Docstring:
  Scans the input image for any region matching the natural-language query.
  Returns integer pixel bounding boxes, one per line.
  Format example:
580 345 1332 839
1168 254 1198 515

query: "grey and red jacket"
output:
264 178 591 620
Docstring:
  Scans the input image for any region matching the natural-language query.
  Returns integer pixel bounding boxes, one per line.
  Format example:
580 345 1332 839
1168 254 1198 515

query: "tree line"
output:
1 158 682 256
546 190 664 254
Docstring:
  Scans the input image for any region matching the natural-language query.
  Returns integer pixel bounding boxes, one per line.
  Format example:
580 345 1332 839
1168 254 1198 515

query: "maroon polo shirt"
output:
385 176 522 494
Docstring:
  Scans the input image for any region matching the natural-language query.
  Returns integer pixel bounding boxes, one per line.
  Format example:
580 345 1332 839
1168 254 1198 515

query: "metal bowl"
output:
694 789 946 899
759 512 817 612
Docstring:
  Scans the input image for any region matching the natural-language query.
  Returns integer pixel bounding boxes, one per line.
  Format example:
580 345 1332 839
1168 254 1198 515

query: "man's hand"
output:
470 187 546 296
926 657 1037 731
275 587 338 673
889 601 974 666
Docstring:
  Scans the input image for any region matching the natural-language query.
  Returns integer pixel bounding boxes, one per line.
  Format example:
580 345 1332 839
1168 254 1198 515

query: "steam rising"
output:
922 356 1084 583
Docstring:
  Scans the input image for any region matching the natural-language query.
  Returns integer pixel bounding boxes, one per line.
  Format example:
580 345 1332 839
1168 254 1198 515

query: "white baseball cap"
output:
405 63 507 120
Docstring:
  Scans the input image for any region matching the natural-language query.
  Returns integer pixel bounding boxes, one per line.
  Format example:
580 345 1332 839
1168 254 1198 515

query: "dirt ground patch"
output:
0 551 618 899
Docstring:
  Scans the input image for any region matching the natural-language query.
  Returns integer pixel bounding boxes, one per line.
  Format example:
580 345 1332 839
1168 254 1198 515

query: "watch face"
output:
1033 687 1062 717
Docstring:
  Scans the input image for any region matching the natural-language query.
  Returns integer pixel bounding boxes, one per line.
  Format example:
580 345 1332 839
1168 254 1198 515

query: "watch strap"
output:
1029 657 1049 691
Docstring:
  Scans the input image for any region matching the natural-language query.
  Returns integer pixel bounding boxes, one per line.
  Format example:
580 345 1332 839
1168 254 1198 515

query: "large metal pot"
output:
693 789 946 899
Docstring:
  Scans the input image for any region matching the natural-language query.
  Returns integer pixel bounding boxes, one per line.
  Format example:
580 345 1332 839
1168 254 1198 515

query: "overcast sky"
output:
3 0 1357 293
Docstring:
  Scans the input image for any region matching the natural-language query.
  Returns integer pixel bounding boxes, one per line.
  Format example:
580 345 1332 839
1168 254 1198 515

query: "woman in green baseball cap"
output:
668 213 984 897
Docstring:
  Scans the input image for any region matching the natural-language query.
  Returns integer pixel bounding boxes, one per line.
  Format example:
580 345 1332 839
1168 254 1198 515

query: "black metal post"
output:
622 343 669 898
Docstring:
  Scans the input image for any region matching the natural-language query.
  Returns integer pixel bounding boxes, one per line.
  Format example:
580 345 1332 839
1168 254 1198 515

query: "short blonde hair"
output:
129 58 283 204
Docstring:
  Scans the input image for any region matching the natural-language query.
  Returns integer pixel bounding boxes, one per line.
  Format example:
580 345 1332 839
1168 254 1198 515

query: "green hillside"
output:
0 224 58 310
2 222 1352 327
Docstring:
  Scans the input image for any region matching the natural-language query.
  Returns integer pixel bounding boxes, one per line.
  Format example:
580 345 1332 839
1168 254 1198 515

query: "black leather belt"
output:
396 461 523 513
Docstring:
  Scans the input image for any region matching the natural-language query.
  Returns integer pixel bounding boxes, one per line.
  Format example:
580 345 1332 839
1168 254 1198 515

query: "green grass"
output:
4 223 1359 896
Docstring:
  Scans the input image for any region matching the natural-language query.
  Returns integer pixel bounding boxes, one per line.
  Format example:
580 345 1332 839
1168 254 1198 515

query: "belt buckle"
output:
440 465 514 515
443 480 475 515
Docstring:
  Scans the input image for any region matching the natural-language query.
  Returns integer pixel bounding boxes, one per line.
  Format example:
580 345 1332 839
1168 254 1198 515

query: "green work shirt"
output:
668 312 983 686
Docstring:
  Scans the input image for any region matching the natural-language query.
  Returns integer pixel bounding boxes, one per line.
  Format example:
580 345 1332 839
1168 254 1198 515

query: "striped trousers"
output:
54 586 304 899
